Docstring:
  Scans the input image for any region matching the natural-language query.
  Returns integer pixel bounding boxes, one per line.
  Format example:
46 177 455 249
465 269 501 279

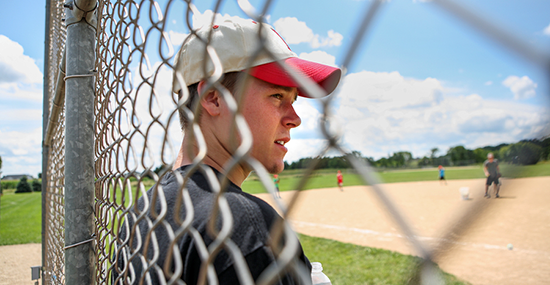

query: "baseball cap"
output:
172 19 341 97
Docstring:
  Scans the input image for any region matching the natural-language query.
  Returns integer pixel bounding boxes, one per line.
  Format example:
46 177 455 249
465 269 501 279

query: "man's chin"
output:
265 161 284 174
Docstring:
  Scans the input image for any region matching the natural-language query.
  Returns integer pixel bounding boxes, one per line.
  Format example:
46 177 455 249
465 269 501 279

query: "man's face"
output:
488 154 494 162
239 77 301 173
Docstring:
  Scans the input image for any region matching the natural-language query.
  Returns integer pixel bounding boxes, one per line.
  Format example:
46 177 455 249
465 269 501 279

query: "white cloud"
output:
0 35 43 103
273 17 343 48
1 109 41 122
284 139 327 163
0 84 42 102
0 35 42 85
0 36 44 175
273 17 314 45
502 75 537 99
484 81 493 86
328 71 549 159
169 30 189 46
0 128 42 176
191 10 254 29
171 12 343 51
298 51 337 67
310 30 343 48
543 23 550 36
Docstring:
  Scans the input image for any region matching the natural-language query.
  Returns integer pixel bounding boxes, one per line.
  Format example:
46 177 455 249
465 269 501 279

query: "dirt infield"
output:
257 176 550 285
0 243 41 285
1 177 548 284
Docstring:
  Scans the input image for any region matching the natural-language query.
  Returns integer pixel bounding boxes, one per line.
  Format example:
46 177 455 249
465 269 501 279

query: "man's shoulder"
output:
227 191 277 215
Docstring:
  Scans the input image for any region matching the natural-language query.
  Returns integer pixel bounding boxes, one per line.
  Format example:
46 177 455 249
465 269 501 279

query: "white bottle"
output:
311 262 332 285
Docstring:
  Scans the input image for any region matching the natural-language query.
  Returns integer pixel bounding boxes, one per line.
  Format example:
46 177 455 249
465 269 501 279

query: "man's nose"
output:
284 105 301 128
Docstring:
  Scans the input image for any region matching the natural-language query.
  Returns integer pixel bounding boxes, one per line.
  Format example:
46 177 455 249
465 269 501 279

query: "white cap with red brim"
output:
172 19 341 98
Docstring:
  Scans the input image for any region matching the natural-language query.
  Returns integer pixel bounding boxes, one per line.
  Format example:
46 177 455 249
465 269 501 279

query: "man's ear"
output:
198 80 221 116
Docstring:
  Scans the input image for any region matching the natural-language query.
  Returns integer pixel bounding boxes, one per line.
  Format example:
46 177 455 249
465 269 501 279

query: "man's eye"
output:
272 94 283 100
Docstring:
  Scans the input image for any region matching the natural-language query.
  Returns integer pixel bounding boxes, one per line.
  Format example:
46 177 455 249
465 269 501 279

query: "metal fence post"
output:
42 0 52 284
64 1 98 284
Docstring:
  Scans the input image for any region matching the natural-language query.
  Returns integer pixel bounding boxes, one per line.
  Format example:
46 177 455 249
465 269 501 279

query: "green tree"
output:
542 137 550 160
392 151 413 167
15 177 32 193
0 155 2 194
284 161 290 169
430 148 439 165
499 142 542 165
418 156 431 167
473 148 490 163
32 180 42 192
376 157 390 168
447 145 475 166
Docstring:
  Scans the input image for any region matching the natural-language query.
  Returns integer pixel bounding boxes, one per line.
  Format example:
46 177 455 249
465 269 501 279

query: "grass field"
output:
0 191 41 245
242 162 550 194
300 234 469 284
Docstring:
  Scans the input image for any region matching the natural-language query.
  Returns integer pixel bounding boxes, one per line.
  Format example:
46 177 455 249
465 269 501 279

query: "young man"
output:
115 20 341 284
483 153 501 198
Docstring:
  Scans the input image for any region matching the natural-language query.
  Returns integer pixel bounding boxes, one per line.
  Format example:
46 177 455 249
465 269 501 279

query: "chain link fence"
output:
41 0 549 284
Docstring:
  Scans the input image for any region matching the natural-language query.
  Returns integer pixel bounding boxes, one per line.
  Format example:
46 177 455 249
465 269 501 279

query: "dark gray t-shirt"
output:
114 165 310 284
483 159 499 176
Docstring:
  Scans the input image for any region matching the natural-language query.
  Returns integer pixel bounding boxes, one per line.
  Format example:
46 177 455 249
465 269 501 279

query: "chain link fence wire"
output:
41 0 550 284
43 0 69 283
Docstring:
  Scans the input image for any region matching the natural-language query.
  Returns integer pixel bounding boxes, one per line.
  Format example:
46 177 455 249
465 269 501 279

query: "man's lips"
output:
275 137 290 147
275 138 290 151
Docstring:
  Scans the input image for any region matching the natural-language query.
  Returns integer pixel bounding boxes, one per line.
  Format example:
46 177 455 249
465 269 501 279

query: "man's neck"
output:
174 138 250 186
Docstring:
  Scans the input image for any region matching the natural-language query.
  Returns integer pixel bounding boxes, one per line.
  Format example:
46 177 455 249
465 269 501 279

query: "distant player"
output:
337 170 344 191
483 153 501 198
438 165 447 185
273 174 281 198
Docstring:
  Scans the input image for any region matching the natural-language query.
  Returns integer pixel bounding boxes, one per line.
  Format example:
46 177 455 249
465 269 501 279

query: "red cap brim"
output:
249 57 341 98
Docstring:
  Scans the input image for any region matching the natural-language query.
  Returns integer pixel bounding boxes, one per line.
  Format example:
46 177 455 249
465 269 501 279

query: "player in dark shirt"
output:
483 153 501 198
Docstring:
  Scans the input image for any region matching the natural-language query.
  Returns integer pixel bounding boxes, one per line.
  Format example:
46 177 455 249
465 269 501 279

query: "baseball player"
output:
273 174 281 198
483 153 501 198
337 170 344 191
438 165 447 185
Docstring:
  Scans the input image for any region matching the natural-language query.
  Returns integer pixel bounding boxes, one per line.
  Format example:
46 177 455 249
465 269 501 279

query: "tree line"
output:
284 137 550 170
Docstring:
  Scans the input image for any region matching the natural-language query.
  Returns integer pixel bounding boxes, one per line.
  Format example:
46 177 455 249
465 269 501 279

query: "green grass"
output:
300 234 469 284
0 192 42 245
500 161 550 178
242 162 550 194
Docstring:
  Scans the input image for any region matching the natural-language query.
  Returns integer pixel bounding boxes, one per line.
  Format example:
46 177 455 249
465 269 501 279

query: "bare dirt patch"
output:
0 243 41 285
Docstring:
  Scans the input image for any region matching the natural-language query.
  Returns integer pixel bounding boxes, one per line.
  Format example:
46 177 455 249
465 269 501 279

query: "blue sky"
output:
1 0 549 176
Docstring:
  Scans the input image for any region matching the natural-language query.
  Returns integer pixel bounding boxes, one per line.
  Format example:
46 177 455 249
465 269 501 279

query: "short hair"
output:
487 152 494 158
177 72 242 130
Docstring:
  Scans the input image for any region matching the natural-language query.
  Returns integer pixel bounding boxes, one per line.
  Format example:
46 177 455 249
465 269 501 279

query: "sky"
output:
1 0 550 176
